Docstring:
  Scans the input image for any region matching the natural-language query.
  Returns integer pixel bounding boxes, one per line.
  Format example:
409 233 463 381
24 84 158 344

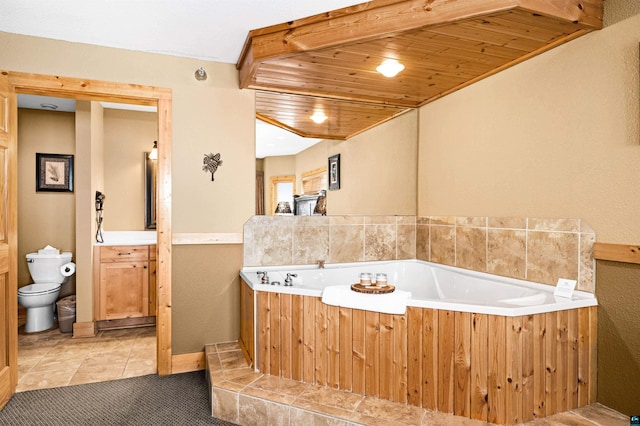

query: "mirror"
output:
256 109 418 217
145 154 157 229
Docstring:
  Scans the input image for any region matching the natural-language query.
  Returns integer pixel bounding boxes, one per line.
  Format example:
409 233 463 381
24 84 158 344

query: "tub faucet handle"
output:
318 260 325 269
256 271 269 285
285 273 298 286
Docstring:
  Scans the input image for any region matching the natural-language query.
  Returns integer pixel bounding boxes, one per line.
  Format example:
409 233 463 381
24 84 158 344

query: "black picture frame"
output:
36 153 74 192
328 154 340 190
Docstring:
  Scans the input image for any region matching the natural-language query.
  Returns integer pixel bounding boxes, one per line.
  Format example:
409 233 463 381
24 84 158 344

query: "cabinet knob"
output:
144 265 148 269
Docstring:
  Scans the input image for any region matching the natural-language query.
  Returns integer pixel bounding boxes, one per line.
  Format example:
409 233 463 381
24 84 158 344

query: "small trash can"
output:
56 295 76 333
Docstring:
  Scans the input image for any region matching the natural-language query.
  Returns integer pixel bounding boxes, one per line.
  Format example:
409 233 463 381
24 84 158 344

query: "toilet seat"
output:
18 283 61 296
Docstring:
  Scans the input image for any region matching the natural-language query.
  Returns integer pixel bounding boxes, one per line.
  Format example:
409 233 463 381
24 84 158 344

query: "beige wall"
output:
103 109 157 230
2 31 255 352
596 261 640 415
17 109 76 295
172 244 242 353
416 1 640 414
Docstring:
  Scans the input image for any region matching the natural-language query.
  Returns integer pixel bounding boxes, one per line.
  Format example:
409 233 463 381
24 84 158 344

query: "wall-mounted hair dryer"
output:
95 191 106 211
95 191 106 243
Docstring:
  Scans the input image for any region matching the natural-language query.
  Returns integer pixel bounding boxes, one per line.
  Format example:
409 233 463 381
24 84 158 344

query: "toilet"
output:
18 246 76 333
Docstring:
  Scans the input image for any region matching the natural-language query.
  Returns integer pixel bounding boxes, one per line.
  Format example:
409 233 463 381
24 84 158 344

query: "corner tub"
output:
240 259 596 316
239 260 598 424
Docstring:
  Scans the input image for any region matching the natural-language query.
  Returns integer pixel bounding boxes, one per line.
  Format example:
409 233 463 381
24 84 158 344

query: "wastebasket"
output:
56 295 76 333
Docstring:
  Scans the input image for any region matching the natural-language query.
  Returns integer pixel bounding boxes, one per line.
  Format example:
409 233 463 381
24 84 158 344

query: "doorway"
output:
16 99 160 390
1 70 173 407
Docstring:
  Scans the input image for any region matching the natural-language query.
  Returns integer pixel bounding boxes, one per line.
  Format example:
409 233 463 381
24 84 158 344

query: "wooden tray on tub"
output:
351 283 395 294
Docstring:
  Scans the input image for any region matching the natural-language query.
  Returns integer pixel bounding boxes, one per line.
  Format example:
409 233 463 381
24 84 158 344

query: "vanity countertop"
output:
94 231 157 246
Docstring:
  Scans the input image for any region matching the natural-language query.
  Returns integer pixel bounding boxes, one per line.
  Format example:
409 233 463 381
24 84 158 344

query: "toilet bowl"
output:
18 246 75 333
18 283 61 333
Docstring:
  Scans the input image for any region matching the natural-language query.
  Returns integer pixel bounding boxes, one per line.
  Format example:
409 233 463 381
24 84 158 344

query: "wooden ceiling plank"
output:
459 17 573 45
306 41 512 72
482 15 577 41
426 22 548 51
252 79 424 107
518 0 603 29
501 8 586 33
258 56 480 89
254 60 484 100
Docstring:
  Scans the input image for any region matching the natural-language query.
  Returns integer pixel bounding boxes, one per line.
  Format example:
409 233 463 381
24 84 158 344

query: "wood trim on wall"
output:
593 242 640 264
5 70 173 376
172 233 243 245
72 321 96 338
171 352 205 374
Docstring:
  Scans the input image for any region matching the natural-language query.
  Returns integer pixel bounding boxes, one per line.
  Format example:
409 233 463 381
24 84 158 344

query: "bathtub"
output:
240 259 597 316
239 259 599 424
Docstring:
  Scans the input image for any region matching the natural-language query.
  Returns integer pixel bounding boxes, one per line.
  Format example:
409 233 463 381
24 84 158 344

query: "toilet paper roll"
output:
60 262 76 277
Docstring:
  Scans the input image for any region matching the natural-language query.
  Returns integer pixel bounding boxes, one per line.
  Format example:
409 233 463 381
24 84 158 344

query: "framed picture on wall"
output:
36 153 74 192
328 154 340 190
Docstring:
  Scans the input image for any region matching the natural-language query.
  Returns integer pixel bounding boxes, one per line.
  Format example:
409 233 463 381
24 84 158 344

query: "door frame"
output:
4 70 173 376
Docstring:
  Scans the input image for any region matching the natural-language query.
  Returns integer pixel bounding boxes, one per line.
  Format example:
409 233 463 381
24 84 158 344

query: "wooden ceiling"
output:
238 0 603 140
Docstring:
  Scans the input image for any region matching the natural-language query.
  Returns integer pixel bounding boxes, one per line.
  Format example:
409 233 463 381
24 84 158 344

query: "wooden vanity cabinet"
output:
97 245 150 320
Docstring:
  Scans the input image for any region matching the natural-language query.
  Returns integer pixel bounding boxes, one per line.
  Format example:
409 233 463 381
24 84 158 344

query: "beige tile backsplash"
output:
243 215 596 292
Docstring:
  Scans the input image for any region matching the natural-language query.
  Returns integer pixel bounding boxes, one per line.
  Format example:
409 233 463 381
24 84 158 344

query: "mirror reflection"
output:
256 109 418 217
145 153 157 229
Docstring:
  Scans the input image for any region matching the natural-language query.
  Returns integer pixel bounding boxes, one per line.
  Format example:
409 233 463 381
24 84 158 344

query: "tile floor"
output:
206 342 631 426
17 325 156 392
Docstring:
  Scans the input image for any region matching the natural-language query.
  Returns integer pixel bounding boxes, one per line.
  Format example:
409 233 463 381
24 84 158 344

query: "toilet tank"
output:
26 252 73 284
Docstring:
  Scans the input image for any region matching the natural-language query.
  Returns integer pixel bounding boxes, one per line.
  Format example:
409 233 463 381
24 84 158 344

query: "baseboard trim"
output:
96 316 156 331
72 321 96 338
172 351 205 373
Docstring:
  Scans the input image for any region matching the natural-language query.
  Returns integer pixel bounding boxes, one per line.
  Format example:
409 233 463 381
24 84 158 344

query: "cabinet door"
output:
99 261 149 320
149 260 156 317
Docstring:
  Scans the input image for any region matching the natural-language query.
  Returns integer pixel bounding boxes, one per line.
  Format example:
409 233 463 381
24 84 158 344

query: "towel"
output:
38 245 60 255
321 285 411 315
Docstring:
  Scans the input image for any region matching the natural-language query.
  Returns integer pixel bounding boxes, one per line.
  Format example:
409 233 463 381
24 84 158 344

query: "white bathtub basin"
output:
240 259 597 316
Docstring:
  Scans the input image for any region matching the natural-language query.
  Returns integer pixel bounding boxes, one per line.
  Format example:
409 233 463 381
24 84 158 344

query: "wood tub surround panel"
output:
249 292 597 425
238 279 254 367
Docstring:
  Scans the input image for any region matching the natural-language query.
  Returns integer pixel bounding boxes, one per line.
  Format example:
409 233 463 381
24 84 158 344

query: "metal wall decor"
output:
203 153 223 181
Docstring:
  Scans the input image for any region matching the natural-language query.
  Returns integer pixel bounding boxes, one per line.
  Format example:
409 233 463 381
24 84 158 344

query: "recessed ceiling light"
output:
40 103 58 110
376 59 405 78
310 111 327 124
